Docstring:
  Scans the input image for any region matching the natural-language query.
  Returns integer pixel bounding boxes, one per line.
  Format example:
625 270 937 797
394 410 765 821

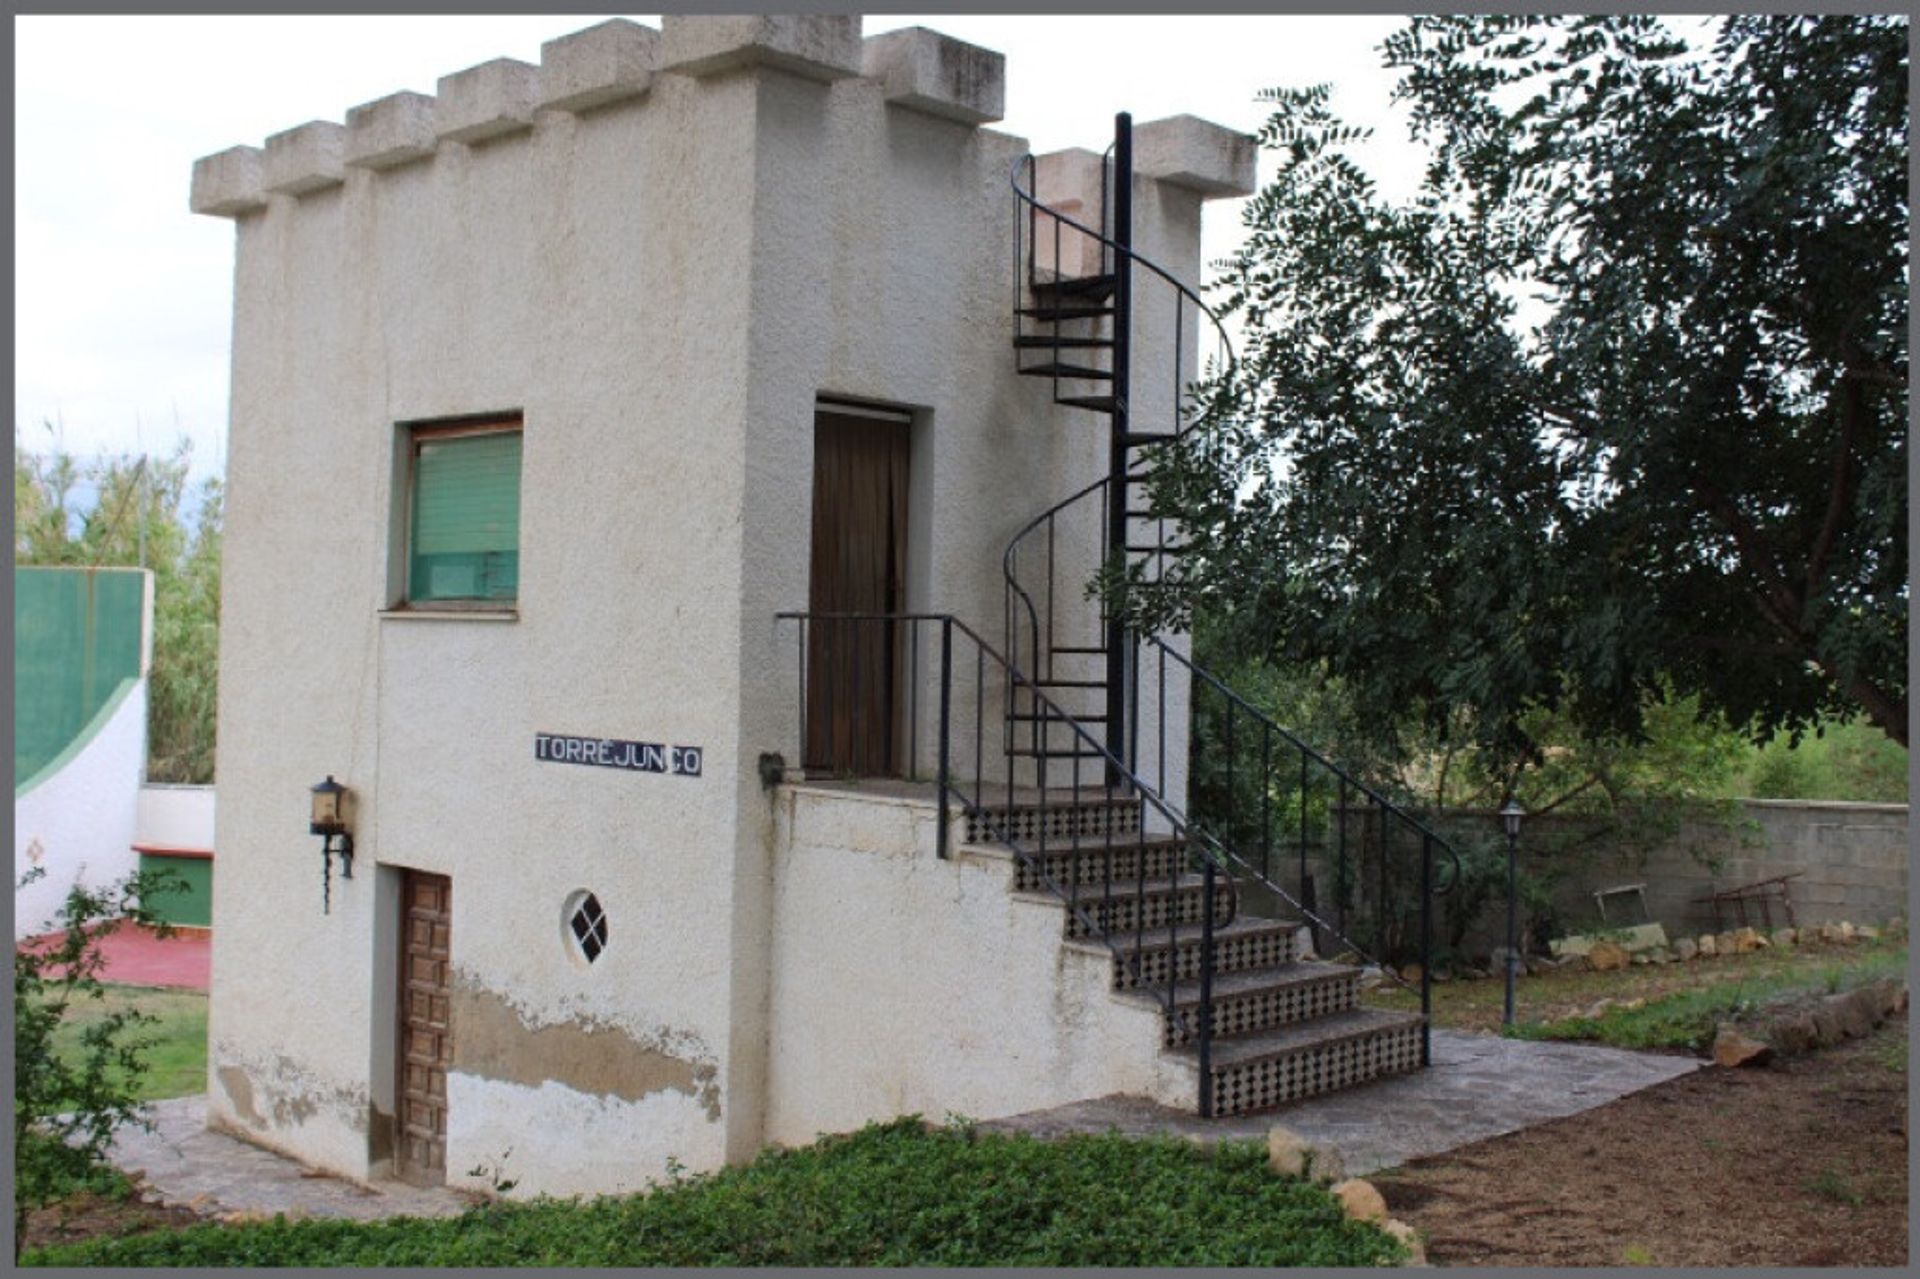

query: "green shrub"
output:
23 1119 1404 1268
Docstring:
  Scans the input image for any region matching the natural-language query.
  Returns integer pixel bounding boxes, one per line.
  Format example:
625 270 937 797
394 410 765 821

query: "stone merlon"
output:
189 145 266 217
345 92 438 171
262 122 345 198
659 14 863 83
539 19 660 113
435 58 540 144
861 27 1004 126
1135 115 1258 198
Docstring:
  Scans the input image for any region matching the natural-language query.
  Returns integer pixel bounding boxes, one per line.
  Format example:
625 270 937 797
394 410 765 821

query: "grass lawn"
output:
1365 932 1907 1049
22 1119 1404 1268
45 984 208 1102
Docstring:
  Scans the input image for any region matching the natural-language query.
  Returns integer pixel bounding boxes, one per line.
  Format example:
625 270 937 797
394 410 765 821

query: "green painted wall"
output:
14 566 148 784
138 854 214 928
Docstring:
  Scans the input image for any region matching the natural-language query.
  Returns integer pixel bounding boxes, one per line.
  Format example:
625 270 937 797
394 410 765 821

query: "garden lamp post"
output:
1500 798 1526 1027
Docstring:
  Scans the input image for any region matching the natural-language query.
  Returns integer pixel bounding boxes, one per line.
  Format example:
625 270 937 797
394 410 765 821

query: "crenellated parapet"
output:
190 15 1250 218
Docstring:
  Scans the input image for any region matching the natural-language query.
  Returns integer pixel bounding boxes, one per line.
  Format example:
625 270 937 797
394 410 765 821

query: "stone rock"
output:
1770 927 1797 948
1732 927 1768 953
1695 934 1717 958
1770 1012 1820 1055
1331 1178 1389 1223
1587 940 1631 972
1630 952 1650 965
1267 1125 1346 1184
1860 978 1901 1019
1809 1002 1845 1047
1382 1218 1427 1266
1715 931 1740 956
1357 965 1385 990
1647 947 1672 965
1524 955 1557 976
1823 991 1873 1040
1712 1024 1773 1068
1673 937 1699 962
1618 997 1647 1012
1856 925 1880 942
1400 963 1423 984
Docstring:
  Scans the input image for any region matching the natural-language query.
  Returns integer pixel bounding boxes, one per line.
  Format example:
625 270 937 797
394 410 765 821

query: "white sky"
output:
13 13 1427 489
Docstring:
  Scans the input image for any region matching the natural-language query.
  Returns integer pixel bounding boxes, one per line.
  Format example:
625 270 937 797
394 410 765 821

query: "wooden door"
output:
396 871 452 1186
807 407 910 776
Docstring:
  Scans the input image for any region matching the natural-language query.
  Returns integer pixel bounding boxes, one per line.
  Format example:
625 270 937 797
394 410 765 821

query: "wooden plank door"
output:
807 407 910 776
396 870 452 1186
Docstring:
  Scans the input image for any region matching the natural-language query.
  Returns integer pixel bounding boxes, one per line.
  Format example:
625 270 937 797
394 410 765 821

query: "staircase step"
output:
1058 395 1119 413
1030 272 1118 300
1067 917 1302 991
962 794 1141 846
1188 1008 1426 1117
1005 834 1190 894
1018 304 1115 321
1034 874 1236 940
1147 962 1363 1049
1021 362 1114 381
1006 710 1108 721
1014 335 1115 351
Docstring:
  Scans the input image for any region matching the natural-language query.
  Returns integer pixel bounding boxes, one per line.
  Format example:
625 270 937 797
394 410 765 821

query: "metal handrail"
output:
1145 635 1466 892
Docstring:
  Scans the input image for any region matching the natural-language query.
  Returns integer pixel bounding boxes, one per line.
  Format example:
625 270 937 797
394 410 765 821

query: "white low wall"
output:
14 681 147 937
763 784 1192 1146
134 784 217 850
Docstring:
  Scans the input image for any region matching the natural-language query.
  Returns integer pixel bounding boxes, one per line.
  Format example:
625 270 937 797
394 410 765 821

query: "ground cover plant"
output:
1364 930 1906 1039
1504 943 1906 1051
22 1119 1403 1267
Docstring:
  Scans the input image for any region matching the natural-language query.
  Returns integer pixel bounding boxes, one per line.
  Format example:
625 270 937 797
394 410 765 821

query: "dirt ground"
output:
19 1175 208 1257
1373 1012 1910 1267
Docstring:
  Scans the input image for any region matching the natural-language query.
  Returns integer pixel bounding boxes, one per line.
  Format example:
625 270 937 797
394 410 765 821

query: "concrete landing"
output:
976 1030 1704 1175
108 1096 469 1222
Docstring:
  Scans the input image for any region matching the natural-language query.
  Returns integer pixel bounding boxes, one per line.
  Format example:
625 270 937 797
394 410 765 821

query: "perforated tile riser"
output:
1164 973 1359 1048
1064 884 1235 939
1111 928 1297 991
1207 1022 1424 1117
964 800 1141 847
1012 844 1185 893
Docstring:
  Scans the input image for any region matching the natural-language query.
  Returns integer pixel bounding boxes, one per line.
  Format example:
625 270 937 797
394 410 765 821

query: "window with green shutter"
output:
406 418 523 605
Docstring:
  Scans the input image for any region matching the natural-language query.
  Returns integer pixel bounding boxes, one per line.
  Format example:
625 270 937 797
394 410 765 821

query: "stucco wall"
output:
14 681 148 938
203 16 1228 1196
763 782 1193 1145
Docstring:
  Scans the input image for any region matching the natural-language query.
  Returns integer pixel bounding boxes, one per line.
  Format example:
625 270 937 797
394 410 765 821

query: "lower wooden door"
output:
396 870 452 1186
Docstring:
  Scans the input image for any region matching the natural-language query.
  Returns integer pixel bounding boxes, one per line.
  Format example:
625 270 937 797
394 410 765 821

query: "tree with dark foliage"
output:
1134 14 1907 768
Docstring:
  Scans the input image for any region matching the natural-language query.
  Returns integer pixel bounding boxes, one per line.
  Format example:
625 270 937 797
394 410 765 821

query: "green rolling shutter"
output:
409 430 522 602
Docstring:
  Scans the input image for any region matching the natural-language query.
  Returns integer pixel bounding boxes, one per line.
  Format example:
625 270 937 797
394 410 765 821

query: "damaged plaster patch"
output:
218 1065 265 1129
212 1044 369 1133
449 973 722 1120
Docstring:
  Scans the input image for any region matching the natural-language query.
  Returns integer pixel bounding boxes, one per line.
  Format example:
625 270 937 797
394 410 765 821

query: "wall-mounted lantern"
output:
310 774 354 914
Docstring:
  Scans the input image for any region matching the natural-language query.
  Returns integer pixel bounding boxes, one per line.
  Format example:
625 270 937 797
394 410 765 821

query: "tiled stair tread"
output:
1010 873 1227 906
1154 960 1359 1006
1062 916 1298 956
967 832 1186 857
1191 1008 1424 1067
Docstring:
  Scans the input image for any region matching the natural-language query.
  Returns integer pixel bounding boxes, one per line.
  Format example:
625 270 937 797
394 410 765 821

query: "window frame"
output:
391 411 525 615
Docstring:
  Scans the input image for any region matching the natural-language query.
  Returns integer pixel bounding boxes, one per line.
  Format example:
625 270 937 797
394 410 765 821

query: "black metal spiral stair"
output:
988 113 1447 1116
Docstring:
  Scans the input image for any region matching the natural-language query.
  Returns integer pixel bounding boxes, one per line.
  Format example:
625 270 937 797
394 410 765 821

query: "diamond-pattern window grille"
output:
568 893 609 963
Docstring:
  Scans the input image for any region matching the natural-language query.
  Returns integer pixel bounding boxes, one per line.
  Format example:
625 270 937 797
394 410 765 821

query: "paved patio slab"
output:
977 1030 1704 1175
108 1096 468 1222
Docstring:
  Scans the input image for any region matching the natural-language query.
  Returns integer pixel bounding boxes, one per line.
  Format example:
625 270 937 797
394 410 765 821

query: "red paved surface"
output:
20 921 210 992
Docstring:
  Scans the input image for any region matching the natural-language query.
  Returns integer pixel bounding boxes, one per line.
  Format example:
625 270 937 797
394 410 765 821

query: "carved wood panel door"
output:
396 870 452 1185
